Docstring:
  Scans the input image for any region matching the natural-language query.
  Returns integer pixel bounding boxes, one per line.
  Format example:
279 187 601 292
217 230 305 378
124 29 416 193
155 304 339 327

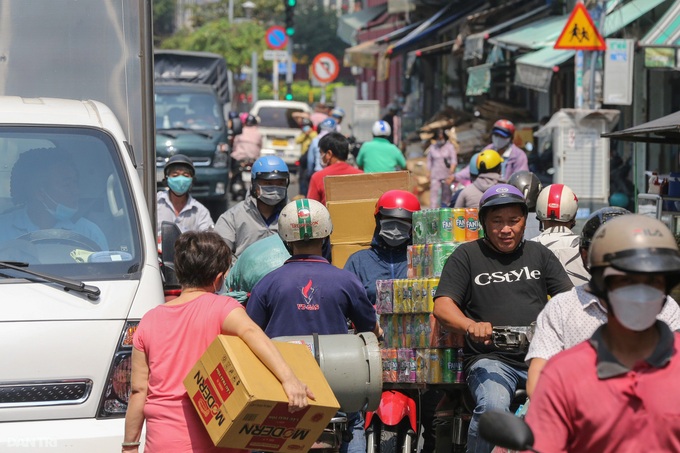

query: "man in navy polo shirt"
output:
247 198 381 453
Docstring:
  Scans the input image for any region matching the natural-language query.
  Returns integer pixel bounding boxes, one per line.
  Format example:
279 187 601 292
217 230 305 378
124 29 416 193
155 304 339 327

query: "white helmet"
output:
536 184 579 222
278 198 333 242
372 120 392 138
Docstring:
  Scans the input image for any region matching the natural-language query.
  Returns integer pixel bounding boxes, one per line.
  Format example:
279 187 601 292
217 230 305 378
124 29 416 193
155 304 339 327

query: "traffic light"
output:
284 0 296 36
285 83 293 100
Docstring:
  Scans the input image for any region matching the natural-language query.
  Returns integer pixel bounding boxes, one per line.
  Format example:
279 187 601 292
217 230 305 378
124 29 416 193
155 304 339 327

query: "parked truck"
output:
154 50 234 218
0 0 163 450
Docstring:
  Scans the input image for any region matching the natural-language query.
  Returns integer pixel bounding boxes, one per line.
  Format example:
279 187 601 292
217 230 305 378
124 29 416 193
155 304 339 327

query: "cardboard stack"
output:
324 172 411 268
184 335 340 452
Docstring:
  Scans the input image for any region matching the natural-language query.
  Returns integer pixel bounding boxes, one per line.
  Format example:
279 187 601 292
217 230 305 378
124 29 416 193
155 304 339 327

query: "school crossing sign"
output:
554 2 606 51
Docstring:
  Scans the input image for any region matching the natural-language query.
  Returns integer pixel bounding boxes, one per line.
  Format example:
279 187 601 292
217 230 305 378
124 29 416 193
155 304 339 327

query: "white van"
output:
0 1 162 450
250 100 312 172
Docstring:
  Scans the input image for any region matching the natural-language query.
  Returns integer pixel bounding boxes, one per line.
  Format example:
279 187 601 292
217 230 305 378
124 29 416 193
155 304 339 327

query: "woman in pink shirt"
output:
426 129 458 208
123 231 313 453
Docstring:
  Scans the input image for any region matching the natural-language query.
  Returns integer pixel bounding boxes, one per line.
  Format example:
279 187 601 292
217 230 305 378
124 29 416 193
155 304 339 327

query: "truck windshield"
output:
0 127 142 279
156 93 222 131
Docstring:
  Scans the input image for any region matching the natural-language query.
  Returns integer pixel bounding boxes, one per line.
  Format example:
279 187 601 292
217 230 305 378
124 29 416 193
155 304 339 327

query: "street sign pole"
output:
273 59 279 100
252 51 258 104
575 51 584 109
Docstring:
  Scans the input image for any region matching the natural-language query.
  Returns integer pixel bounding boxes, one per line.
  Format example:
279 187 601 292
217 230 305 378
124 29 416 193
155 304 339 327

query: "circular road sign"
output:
311 52 340 84
266 26 288 50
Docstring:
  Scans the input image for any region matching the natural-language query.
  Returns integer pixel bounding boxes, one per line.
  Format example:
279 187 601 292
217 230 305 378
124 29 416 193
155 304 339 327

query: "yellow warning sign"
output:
554 2 606 51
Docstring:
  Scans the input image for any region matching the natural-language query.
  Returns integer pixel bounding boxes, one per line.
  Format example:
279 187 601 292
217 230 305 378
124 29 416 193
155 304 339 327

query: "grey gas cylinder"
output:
272 332 382 412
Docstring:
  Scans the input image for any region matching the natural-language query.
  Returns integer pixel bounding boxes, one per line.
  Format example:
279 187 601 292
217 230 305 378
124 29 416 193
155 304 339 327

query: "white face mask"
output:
607 283 666 331
492 135 511 151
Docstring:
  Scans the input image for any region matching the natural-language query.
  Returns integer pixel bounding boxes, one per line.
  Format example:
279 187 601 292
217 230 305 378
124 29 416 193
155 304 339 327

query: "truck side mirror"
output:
159 221 182 289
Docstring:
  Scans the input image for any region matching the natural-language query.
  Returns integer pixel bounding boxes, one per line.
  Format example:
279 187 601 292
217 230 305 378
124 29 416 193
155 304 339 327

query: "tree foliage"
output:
153 0 176 39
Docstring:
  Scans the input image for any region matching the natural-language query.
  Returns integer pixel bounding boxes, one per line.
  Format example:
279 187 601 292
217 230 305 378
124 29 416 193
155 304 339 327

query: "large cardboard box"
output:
325 172 411 268
184 335 340 452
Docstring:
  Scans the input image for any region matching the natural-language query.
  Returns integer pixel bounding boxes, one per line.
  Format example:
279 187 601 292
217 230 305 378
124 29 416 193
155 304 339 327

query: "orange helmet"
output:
492 119 516 138
374 190 421 220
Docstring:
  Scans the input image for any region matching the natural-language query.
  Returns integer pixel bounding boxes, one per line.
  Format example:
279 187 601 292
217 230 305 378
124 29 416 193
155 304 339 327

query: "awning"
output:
343 40 388 69
602 110 680 143
640 0 680 47
488 15 568 51
387 1 483 57
513 0 669 91
466 63 492 96
337 5 388 45
464 4 552 60
413 39 456 58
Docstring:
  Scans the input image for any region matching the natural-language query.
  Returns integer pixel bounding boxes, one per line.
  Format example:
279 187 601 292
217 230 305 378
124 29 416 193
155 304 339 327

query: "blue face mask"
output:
167 175 192 196
42 192 78 222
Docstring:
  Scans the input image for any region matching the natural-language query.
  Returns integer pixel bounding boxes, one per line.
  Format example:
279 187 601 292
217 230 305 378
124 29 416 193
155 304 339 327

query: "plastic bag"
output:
223 234 291 302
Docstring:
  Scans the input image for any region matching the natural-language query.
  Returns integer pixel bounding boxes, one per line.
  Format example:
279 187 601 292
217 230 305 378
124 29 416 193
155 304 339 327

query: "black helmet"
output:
245 114 258 127
579 206 630 250
508 171 542 210
164 154 195 177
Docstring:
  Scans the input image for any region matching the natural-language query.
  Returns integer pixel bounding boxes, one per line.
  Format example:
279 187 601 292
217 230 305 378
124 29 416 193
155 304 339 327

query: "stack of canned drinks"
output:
408 207 479 278
381 347 465 384
412 207 480 245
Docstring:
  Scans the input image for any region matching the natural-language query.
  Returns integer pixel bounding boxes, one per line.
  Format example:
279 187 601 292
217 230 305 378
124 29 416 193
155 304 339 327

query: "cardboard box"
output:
184 335 340 452
324 171 411 203
331 243 370 268
325 172 411 268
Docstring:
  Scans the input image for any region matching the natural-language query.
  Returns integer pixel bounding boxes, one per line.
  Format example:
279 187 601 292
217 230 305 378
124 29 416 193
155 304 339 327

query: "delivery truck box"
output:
325 172 411 267
184 335 340 452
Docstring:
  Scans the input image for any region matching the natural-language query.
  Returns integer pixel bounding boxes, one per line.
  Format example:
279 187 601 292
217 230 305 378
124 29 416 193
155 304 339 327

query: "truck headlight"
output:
213 142 229 168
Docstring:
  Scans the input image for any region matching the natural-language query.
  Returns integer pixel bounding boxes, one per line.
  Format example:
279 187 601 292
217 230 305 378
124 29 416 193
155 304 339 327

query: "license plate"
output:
272 139 288 147
242 172 251 182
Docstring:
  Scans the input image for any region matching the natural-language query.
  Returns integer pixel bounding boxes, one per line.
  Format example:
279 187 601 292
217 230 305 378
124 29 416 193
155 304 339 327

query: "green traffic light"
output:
286 27 295 36
287 0 296 6
285 93 293 100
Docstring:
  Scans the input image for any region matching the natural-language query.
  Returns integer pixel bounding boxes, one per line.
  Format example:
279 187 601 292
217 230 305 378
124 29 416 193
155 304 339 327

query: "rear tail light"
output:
213 142 229 168
97 321 138 418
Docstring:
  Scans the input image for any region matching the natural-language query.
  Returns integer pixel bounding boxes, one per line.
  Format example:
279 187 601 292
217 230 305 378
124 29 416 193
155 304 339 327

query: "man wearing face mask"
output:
0 147 108 251
525 214 680 453
343 190 443 453
215 156 289 258
483 119 528 181
344 190 420 304
307 132 362 206
157 154 214 233
524 207 680 397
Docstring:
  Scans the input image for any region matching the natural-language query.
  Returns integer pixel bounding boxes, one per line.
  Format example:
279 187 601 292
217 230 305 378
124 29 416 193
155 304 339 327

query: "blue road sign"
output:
266 26 288 50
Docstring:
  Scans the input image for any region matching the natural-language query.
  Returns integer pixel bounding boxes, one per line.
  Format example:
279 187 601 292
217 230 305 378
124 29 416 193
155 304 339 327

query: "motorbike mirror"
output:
160 221 182 288
479 411 540 452
231 117 243 136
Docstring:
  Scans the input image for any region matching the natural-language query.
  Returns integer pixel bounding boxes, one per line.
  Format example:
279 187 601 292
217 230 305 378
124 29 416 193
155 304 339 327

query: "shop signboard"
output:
644 47 676 68
603 39 634 106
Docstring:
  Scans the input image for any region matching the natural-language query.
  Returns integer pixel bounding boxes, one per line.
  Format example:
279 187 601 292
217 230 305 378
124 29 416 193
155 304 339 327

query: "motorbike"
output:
311 412 350 453
230 158 255 202
432 325 534 452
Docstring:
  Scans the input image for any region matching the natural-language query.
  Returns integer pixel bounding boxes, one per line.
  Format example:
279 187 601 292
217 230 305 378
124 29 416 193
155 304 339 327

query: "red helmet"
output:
536 184 579 222
492 119 516 138
374 190 421 220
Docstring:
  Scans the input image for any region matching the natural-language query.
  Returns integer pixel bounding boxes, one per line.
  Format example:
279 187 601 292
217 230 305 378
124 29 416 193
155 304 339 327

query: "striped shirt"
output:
531 225 589 286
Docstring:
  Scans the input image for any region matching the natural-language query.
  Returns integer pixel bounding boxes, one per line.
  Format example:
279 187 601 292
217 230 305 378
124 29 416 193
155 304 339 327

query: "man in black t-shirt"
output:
433 184 572 453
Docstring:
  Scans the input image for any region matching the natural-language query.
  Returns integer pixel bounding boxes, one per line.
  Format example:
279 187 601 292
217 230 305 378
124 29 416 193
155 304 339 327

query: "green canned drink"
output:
443 348 455 383
412 210 425 244
433 243 457 277
426 209 440 244
438 208 454 243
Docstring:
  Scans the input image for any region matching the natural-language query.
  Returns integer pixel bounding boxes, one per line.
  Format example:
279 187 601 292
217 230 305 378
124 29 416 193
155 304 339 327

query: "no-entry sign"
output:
311 52 340 84
266 26 288 50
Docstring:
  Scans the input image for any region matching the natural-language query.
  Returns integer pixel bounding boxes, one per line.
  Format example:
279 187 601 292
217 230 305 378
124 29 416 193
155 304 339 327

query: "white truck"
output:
0 0 163 450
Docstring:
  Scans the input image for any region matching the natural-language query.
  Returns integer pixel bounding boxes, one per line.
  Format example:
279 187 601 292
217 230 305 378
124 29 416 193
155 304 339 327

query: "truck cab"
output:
155 82 230 218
